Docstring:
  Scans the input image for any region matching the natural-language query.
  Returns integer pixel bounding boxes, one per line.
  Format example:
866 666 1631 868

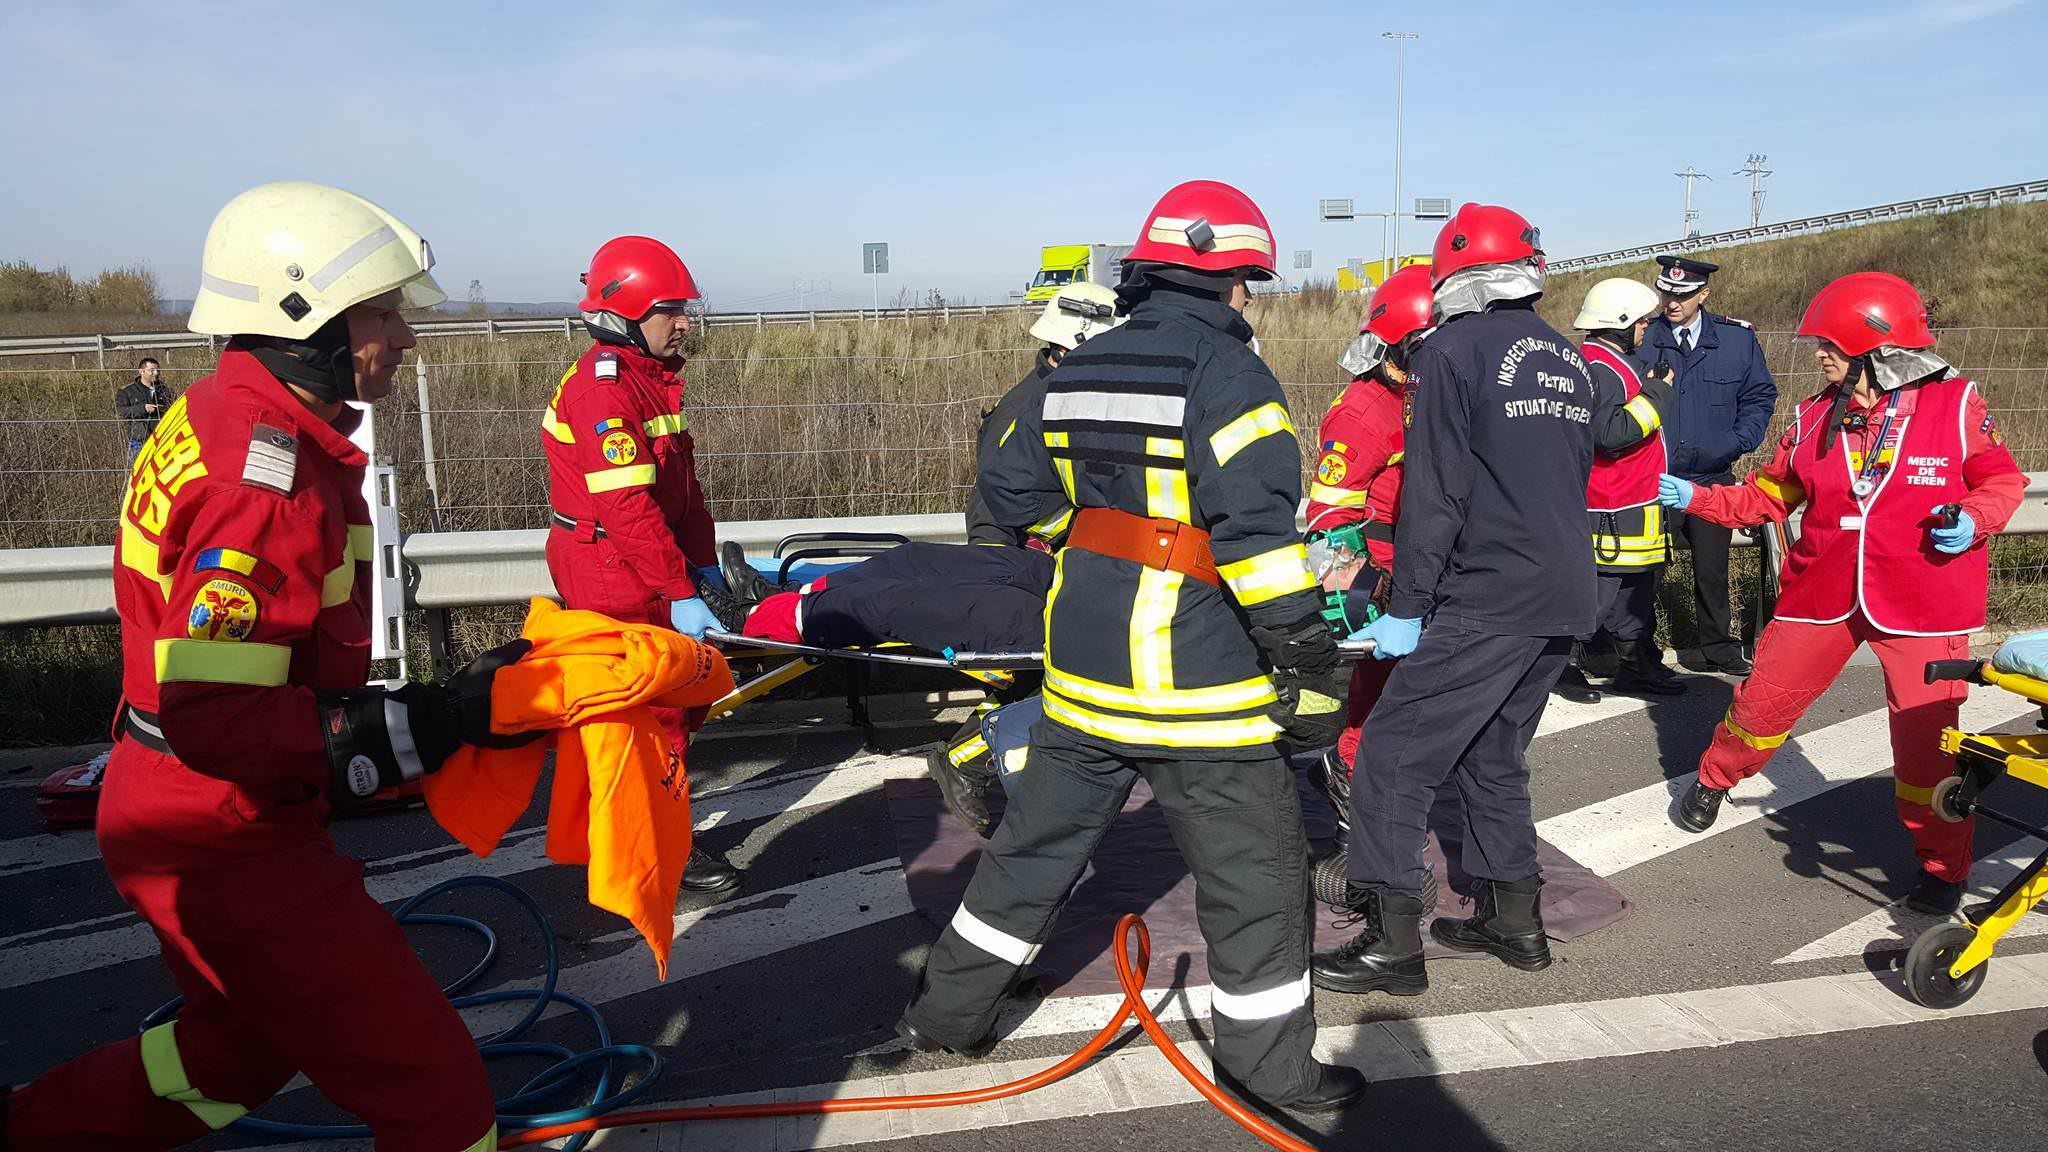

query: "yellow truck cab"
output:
1336 254 1433 294
1025 243 1134 300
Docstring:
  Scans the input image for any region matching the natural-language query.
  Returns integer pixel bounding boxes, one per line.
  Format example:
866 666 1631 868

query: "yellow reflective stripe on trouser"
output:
1721 709 1788 751
1144 437 1190 522
644 412 688 437
1307 481 1371 507
1045 667 1278 715
1129 566 1183 691
586 463 658 493
1896 779 1937 806
1753 471 1803 504
139 1020 249 1130
1209 402 1295 466
120 514 175 600
951 905 1042 965
949 733 990 765
1044 688 1282 748
1218 543 1317 606
1045 432 1077 502
155 638 293 686
1623 393 1662 435
464 1127 499 1152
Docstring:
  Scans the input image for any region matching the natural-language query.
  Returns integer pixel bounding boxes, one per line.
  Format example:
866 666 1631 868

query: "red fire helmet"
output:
578 236 701 320
1430 203 1542 286
1362 265 1436 343
1796 271 1936 357
1126 180 1277 279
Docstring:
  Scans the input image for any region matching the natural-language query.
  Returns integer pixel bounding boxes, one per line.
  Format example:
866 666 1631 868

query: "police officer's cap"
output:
1655 255 1718 296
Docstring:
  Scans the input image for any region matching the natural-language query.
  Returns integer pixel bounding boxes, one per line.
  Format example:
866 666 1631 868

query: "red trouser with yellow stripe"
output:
1697 614 1973 882
4 742 496 1152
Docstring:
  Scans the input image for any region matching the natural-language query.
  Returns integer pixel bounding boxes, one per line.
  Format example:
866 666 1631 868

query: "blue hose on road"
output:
141 875 660 1151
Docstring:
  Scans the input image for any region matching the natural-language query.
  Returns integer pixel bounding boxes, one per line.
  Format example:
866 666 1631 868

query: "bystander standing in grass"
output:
113 355 172 465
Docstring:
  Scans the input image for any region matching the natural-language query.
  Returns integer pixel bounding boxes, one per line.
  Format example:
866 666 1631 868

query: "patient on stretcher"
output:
707 539 1051 655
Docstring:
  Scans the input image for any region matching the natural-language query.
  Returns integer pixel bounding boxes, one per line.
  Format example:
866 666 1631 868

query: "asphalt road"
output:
4 662 2047 1152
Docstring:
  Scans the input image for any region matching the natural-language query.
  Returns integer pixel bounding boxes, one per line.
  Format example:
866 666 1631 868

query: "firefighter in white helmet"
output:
1573 277 1681 696
3 183 508 1152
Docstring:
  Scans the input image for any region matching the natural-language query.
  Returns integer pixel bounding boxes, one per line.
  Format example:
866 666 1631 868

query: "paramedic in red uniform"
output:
540 234 739 894
2 182 515 1152
1303 265 1434 807
1662 272 2025 914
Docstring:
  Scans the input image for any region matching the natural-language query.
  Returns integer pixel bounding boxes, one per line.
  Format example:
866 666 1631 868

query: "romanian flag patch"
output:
593 417 626 435
191 547 285 594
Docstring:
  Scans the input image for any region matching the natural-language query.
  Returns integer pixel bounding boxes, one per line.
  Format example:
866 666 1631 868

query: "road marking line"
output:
464 859 917 1044
1536 691 2037 877
1775 837 2048 964
1534 690 1647 739
0 753 925 989
359 952 2048 1152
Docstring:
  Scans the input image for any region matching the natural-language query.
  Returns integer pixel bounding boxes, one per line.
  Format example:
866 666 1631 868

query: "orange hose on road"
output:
501 914 1319 1151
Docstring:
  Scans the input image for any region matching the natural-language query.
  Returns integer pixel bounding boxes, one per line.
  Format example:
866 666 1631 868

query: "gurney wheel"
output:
1905 922 1985 1009
1929 775 1970 823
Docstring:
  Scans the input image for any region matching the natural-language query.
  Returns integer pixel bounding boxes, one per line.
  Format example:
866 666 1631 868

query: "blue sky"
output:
2 0 2043 311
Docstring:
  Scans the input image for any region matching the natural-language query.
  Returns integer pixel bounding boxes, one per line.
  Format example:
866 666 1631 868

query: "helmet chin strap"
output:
1819 356 1868 457
238 313 356 404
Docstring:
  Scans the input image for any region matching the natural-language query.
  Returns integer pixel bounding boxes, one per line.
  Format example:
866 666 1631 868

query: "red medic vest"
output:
1583 341 1665 512
1774 374 1986 635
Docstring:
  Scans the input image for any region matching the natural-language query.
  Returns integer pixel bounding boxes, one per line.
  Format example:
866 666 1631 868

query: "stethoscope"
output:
1845 390 1902 500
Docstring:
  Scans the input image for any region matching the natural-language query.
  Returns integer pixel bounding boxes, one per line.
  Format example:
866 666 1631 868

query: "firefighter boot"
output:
696 583 750 633
1612 651 1685 697
1216 1061 1370 1116
1433 876 1551 970
1310 888 1428 996
1905 869 1967 916
923 740 998 838
720 540 786 607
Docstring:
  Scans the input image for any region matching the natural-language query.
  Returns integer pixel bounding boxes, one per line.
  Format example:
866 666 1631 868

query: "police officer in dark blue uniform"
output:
1640 256 1776 674
1311 204 1595 998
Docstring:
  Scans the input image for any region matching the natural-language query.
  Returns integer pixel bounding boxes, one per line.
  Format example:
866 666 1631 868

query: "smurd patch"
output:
188 577 258 641
1316 452 1348 486
601 431 639 466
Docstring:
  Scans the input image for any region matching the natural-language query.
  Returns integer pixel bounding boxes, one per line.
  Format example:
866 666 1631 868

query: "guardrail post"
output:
563 317 575 341
485 317 497 340
415 356 443 518
808 311 817 329
756 313 764 329
95 334 108 369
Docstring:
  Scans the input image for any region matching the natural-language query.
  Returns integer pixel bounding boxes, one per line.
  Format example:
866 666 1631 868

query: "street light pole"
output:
1383 31 1418 264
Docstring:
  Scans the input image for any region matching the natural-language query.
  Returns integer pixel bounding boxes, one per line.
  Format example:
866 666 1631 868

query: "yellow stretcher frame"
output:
1903 660 2048 1008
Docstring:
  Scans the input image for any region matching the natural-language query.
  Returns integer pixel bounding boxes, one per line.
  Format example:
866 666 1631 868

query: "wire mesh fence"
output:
3 328 2045 573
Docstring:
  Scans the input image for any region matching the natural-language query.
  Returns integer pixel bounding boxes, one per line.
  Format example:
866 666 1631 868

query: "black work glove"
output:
1637 369 1676 421
1249 617 1349 749
317 638 536 807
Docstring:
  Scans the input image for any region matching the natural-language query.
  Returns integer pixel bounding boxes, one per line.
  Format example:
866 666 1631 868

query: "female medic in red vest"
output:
1658 272 2025 914
1301 264 1434 836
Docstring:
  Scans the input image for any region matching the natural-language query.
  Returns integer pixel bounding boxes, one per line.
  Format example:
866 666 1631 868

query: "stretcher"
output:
700 531 1375 735
1904 653 2048 1008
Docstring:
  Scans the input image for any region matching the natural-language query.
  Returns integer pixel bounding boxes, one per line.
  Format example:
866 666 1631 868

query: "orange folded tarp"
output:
423 597 735 978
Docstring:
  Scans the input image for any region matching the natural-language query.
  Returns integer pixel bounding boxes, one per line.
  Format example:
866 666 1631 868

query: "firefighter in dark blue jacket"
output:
898 180 1366 1117
1312 204 1595 1000
1640 255 1776 674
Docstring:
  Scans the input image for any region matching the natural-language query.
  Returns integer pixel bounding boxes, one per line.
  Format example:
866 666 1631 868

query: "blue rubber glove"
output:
668 597 718 639
1930 505 1976 555
1658 473 1694 511
1351 614 1422 660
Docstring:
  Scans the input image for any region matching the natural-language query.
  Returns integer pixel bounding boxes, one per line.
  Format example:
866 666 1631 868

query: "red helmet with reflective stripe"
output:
1796 271 1935 357
1429 203 1542 286
1362 265 1435 344
1126 180 1277 279
578 236 701 320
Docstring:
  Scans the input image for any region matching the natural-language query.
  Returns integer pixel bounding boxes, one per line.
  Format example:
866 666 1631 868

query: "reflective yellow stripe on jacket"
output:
1218 543 1317 606
587 464 657 493
1209 402 1295 466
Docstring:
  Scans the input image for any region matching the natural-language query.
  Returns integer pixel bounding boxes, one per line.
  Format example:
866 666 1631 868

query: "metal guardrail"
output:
8 484 2048 631
1547 178 2048 274
0 303 1042 362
